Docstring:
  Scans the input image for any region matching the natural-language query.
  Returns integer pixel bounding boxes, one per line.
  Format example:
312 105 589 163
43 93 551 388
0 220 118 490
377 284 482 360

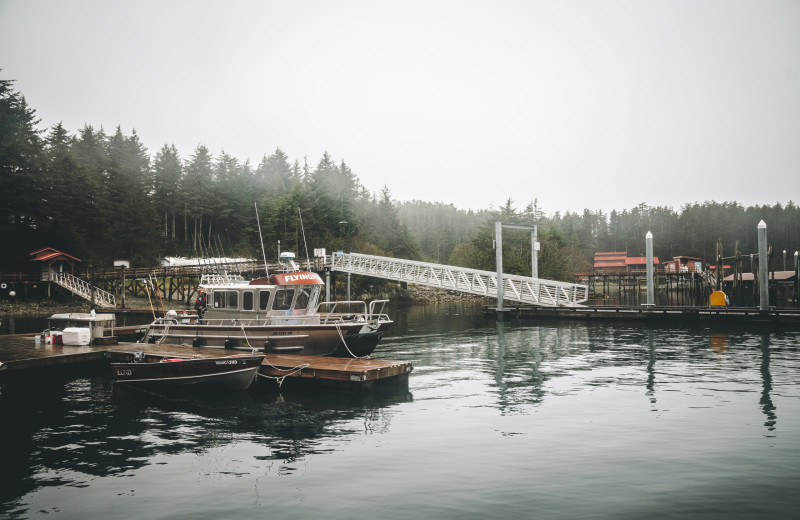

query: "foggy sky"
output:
1 0 798 214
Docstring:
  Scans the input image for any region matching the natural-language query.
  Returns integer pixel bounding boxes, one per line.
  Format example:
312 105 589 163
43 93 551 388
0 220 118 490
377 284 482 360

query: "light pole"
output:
339 221 351 303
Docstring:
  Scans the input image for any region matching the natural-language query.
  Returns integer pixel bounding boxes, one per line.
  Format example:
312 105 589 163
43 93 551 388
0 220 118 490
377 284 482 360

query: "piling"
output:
758 220 769 311
645 231 654 306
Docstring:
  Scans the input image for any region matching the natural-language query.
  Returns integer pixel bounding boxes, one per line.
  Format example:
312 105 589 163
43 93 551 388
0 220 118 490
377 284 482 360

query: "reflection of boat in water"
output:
140 271 393 358
111 353 264 390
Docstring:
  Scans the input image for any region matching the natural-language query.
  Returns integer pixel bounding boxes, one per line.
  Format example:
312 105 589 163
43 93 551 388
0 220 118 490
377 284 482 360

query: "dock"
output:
486 305 800 327
0 336 412 392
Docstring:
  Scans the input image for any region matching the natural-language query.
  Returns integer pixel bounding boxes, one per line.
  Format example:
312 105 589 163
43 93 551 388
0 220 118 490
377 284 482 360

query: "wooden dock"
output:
487 305 800 327
0 336 412 392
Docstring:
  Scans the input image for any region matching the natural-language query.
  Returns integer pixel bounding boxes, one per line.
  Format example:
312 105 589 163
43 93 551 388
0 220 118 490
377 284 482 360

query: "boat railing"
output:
368 300 390 322
154 316 314 327
317 301 374 323
200 272 247 285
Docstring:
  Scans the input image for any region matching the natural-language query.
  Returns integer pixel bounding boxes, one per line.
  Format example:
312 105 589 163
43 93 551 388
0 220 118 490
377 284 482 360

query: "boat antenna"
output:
298 207 311 270
255 201 269 276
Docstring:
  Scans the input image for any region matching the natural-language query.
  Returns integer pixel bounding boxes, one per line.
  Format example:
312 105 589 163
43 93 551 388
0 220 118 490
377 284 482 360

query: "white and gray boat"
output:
140 271 392 357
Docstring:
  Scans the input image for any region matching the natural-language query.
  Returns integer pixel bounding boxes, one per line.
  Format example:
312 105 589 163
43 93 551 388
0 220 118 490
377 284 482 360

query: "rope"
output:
240 324 309 388
335 321 371 359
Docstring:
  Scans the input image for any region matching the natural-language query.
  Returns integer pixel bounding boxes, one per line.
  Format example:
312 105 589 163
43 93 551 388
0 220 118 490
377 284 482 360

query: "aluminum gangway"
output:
329 253 589 307
53 272 116 308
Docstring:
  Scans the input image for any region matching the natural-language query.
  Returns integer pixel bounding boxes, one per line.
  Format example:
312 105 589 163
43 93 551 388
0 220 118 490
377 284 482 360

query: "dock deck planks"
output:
1 338 412 389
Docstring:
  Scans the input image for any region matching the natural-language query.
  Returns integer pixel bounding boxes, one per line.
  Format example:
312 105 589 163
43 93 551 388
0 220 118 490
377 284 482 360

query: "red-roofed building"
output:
593 252 627 274
29 248 81 282
663 256 704 274
593 252 661 274
625 256 660 272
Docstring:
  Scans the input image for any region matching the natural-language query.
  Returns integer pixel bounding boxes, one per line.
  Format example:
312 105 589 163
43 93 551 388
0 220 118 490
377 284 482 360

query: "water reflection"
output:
3 303 800 519
0 374 412 514
759 333 776 432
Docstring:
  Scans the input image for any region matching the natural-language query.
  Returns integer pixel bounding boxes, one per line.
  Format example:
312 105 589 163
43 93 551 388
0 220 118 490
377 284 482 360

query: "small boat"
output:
140 270 393 358
111 353 264 391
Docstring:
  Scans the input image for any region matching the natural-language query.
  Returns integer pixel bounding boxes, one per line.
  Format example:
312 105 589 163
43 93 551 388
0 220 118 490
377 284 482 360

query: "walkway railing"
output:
330 253 589 307
53 272 116 308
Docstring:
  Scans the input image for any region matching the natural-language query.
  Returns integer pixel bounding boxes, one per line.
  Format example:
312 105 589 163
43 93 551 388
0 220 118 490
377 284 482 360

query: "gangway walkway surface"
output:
330 253 589 307
53 272 116 308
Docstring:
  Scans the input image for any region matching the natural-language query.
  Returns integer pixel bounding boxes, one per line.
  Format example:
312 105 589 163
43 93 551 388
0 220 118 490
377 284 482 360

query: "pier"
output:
486 304 800 328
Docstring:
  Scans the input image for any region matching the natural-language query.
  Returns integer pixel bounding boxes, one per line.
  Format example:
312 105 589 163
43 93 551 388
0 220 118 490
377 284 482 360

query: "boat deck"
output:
0 336 412 391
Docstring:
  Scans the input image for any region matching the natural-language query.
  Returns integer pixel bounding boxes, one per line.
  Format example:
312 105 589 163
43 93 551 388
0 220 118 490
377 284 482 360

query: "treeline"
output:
1 78 421 270
2 77 798 281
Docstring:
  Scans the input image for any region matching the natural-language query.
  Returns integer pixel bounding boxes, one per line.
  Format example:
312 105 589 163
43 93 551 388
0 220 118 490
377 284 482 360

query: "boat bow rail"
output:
330 253 589 307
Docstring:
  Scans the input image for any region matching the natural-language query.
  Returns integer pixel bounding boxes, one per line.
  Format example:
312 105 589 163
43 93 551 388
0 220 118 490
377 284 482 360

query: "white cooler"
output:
62 327 92 346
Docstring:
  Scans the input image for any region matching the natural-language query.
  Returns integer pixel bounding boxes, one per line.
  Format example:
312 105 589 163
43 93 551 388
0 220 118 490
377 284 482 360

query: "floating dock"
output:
487 305 800 327
0 337 412 392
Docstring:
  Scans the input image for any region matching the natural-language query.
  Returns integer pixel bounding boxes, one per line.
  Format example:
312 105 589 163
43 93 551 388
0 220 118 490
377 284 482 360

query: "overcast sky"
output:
1 0 798 215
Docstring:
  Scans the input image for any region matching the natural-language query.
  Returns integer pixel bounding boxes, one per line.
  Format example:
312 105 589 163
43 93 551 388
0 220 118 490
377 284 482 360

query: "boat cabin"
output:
47 312 116 340
201 272 324 320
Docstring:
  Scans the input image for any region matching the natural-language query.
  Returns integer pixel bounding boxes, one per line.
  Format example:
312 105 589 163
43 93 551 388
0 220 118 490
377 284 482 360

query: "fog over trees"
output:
2 78 798 281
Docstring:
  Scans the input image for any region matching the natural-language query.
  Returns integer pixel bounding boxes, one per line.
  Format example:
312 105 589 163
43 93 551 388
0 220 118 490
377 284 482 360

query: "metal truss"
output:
330 253 589 307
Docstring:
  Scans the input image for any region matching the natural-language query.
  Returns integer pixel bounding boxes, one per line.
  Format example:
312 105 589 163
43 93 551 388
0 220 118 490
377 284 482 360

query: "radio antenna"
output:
298 207 311 270
255 202 269 276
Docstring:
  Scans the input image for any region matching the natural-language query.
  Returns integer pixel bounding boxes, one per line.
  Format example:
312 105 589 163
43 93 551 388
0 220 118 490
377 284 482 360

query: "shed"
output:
29 247 81 282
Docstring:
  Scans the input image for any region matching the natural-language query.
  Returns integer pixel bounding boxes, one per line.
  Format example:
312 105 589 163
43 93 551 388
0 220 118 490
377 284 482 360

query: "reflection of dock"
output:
487 305 800 327
0 339 412 391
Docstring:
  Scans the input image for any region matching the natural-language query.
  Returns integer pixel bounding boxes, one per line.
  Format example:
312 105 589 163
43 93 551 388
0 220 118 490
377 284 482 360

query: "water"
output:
2 302 799 519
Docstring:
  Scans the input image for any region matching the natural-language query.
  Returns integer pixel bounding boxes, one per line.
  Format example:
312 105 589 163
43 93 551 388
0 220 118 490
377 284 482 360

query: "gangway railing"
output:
330 253 589 307
53 272 116 308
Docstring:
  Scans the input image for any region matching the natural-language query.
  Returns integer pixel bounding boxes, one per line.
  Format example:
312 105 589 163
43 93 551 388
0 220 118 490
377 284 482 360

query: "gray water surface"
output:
2 302 799 519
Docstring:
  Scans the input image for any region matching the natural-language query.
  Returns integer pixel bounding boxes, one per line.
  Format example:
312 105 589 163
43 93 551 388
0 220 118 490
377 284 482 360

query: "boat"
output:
44 311 117 345
111 352 264 390
139 270 393 357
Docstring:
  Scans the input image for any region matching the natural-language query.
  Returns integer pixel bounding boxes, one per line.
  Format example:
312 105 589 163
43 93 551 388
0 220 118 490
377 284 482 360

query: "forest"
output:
2 77 799 282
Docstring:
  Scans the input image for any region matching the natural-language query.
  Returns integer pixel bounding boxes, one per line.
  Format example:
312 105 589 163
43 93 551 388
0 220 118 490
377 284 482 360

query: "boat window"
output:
212 290 239 309
243 291 253 311
227 291 238 309
272 288 294 311
295 287 311 310
259 290 271 311
213 291 225 308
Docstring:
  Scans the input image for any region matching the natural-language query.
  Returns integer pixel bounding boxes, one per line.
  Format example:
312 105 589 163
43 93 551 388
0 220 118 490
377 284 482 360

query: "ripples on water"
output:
2 302 800 519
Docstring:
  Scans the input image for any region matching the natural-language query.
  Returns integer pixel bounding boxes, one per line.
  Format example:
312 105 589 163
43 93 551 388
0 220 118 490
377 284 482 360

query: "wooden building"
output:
29 247 81 282
663 256 704 274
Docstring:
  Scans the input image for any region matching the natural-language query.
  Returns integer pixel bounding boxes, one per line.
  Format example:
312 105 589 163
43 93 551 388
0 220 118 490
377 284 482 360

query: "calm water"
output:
2 303 799 519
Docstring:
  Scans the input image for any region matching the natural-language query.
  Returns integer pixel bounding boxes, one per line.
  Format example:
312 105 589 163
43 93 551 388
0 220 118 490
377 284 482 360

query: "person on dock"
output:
194 288 207 321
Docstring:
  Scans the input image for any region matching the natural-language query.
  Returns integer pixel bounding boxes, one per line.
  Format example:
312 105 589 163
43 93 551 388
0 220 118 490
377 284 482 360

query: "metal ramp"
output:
53 272 116 308
330 253 589 307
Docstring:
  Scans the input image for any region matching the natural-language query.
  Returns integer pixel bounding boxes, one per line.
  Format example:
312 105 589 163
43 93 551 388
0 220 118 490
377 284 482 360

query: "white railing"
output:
330 253 589 307
53 272 116 308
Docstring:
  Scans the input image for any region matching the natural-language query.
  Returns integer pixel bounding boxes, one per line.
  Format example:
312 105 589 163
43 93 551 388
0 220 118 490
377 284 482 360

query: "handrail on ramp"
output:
330 252 589 307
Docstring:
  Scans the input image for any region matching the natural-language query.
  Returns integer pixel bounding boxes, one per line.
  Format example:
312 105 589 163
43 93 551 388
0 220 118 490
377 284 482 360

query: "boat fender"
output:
192 337 204 348
224 338 237 350
263 339 271 352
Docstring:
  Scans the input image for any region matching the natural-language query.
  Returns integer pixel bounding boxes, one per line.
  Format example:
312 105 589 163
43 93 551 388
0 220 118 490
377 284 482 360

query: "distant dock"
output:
486 305 800 328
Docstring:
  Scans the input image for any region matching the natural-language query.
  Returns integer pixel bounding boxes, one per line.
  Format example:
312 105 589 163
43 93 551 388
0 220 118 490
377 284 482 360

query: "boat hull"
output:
144 320 393 357
111 355 263 390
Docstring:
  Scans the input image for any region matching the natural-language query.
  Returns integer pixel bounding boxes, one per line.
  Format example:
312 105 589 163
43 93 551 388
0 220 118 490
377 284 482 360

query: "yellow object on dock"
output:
709 290 728 307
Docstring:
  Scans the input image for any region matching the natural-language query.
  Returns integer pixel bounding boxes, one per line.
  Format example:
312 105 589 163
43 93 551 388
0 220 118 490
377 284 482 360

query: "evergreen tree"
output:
0 78 44 265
